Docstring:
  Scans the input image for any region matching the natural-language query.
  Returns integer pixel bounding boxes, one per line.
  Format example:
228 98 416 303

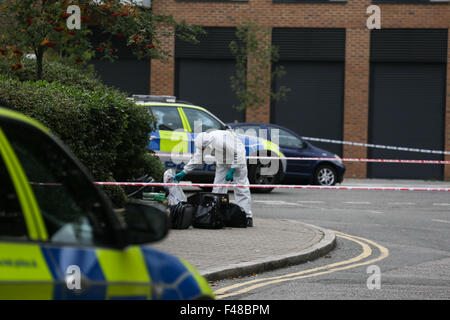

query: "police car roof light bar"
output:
132 95 177 103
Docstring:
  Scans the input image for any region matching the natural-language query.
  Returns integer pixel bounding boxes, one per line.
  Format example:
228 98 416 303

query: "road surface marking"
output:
281 202 303 206
214 232 371 295
344 201 371 205
432 219 450 224
297 201 325 204
254 200 287 204
254 200 301 206
388 202 416 205
214 231 389 299
433 203 450 206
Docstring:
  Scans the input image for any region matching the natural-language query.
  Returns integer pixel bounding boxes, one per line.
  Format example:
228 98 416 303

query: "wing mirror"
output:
123 199 169 246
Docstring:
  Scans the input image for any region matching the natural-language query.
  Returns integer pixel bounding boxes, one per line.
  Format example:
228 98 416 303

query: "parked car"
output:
227 123 345 186
132 95 287 193
0 107 214 300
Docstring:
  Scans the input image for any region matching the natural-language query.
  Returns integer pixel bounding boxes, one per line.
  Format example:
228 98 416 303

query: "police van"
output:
132 95 287 193
0 107 214 300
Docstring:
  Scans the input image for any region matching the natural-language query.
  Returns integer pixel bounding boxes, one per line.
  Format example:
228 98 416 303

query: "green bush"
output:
0 58 104 91
0 71 164 207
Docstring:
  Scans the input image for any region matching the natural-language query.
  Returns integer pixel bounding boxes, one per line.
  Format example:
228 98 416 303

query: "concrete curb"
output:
200 222 336 282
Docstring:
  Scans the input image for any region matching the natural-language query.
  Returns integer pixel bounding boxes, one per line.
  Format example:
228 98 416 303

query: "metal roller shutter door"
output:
175 59 244 123
175 27 244 123
89 26 150 95
271 28 345 156
272 61 344 156
92 59 150 95
368 63 445 179
368 29 447 180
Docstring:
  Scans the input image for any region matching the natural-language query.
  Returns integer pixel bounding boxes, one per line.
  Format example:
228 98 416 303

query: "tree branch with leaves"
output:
229 21 290 112
0 0 203 80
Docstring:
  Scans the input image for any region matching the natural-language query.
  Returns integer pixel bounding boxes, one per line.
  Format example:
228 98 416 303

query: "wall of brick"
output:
151 0 449 179
343 27 371 178
150 26 175 95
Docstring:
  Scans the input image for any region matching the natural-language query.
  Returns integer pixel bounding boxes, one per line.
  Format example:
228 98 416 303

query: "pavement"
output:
150 216 336 282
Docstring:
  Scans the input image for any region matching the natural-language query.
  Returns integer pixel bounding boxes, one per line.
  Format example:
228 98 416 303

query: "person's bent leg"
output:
233 165 253 226
212 165 229 194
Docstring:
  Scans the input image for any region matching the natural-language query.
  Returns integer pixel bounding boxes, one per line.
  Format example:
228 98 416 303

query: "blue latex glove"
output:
174 171 186 182
225 168 236 182
153 194 166 202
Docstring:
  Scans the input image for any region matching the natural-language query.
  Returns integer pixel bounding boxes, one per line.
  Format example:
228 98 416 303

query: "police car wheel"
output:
313 165 337 186
248 160 278 193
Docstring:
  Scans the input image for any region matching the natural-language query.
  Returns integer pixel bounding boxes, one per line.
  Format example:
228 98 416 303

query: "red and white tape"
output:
31 181 450 192
94 181 450 192
251 156 450 165
302 136 450 155
155 152 450 165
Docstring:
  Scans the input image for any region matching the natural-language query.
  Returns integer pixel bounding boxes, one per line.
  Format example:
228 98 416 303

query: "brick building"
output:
98 0 450 180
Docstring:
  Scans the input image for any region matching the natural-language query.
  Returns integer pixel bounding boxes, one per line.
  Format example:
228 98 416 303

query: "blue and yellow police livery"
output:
0 107 214 300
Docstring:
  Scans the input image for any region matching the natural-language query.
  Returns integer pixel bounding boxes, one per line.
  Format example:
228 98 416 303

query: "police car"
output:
0 107 214 300
132 95 287 193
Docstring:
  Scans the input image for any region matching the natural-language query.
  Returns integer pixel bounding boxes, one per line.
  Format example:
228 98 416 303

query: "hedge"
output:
0 57 105 91
0 63 164 207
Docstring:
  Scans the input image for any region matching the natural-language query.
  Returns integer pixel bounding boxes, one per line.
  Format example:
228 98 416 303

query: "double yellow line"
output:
214 231 389 299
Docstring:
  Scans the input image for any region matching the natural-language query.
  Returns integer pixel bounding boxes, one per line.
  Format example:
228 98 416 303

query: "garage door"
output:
92 59 150 95
368 29 447 180
271 28 345 156
175 27 245 123
89 26 150 95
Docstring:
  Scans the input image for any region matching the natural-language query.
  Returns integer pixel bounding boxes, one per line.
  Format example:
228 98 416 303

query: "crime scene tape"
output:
261 157 450 164
154 152 450 165
301 136 450 155
94 181 450 192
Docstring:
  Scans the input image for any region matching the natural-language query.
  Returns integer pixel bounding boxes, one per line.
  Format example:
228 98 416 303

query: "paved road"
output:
213 179 450 300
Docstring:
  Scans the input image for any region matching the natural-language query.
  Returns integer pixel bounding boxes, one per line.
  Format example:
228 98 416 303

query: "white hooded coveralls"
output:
183 130 252 218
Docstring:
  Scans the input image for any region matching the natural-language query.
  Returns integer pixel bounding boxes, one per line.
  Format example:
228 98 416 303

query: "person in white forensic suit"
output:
174 130 253 227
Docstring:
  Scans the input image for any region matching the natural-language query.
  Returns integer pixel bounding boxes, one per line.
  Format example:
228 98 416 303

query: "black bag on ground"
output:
224 203 247 228
192 194 226 229
187 192 228 208
169 202 195 229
